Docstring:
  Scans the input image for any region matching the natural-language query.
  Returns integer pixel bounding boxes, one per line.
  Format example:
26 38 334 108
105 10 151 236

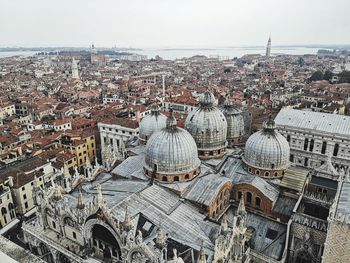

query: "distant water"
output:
0 51 37 58
135 46 320 60
0 46 320 60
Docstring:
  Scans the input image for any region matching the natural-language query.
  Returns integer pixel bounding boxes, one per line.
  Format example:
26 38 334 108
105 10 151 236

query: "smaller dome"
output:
185 91 227 159
243 115 290 178
139 105 167 143
222 99 245 147
144 109 201 183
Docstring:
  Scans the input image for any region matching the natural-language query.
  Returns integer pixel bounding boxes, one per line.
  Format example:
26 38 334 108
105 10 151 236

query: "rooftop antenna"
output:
162 74 166 98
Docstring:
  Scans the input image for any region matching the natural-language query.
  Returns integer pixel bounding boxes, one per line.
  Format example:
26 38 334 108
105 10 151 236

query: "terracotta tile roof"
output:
99 116 139 129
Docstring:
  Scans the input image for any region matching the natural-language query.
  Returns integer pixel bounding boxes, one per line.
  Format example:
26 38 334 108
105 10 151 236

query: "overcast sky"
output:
0 0 349 48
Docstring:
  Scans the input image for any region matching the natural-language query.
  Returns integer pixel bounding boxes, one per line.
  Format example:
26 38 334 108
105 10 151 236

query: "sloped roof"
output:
185 173 232 206
275 108 350 137
279 166 308 192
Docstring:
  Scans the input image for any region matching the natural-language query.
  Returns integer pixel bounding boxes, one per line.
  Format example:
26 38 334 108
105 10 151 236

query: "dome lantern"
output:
166 108 177 131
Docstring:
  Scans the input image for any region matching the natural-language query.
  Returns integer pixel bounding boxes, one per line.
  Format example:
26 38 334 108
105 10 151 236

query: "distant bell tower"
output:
71 58 79 79
266 35 271 58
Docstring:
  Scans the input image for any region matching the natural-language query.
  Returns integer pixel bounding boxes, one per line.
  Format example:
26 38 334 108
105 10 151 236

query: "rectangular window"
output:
22 186 25 191
25 202 28 209
73 231 77 239
23 194 27 200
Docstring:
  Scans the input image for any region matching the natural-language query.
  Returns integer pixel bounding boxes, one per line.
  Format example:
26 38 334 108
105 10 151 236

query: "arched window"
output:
264 171 270 177
162 176 167 182
287 135 291 143
321 141 327 154
290 154 294 162
304 138 309 151
248 167 252 173
1 207 7 215
174 176 179 182
255 170 260 176
246 192 252 204
238 191 243 200
255 197 261 208
185 174 190 180
274 172 278 177
309 139 314 152
333 143 339 157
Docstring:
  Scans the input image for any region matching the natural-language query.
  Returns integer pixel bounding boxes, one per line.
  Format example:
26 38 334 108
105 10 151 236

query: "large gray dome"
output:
144 110 200 183
139 105 167 143
221 99 245 147
243 116 290 177
185 91 227 159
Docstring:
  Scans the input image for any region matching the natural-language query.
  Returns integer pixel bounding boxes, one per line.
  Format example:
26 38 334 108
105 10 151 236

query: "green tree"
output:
338 71 350 83
309 70 323 81
323 70 333 81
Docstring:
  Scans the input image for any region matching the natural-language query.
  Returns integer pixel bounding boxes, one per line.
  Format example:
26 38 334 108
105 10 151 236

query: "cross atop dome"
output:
263 114 276 131
166 108 177 131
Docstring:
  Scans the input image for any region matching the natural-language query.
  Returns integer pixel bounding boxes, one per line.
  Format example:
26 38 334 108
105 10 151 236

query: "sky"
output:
0 0 349 48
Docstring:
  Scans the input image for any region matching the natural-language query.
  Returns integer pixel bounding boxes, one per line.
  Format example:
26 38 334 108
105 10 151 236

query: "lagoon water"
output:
0 46 320 60
135 46 319 60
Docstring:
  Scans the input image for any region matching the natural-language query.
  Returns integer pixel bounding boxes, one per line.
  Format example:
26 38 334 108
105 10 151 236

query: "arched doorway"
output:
91 224 121 261
295 250 313 263
57 252 72 263
38 242 54 263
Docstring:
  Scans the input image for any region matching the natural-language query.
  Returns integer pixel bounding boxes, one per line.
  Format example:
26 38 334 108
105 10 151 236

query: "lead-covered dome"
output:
243 116 290 178
139 105 167 143
144 110 200 183
185 91 227 159
221 99 245 147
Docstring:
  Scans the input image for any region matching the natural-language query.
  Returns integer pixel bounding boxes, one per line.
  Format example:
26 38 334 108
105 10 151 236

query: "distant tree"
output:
323 70 333 81
338 71 350 83
309 70 324 81
298 57 305 67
